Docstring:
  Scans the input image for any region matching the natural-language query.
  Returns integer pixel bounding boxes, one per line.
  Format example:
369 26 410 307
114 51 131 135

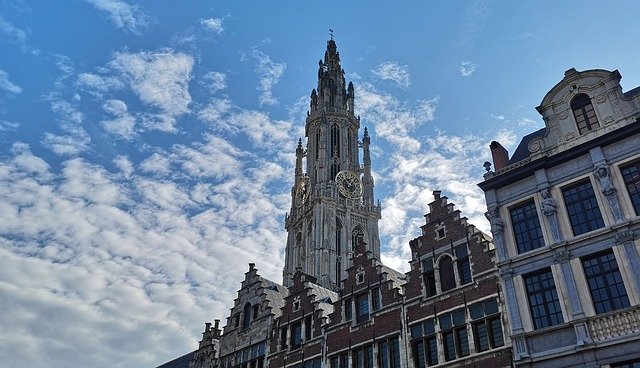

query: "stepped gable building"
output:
405 191 511 367
479 68 640 367
158 39 508 368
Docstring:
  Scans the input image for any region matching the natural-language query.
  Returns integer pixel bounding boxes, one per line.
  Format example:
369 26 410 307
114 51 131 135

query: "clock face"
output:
335 170 363 199
294 176 310 207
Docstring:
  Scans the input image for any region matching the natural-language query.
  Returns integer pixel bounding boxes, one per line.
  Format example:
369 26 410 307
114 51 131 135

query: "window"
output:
330 354 349 368
330 163 340 181
621 161 640 215
305 315 312 340
562 180 604 235
315 129 321 160
344 297 352 321
439 256 456 292
510 201 544 253
234 314 240 328
352 227 364 251
571 94 599 134
356 293 370 323
371 287 381 311
411 319 438 367
347 129 353 158
422 258 436 297
524 268 564 329
582 250 630 314
378 337 400 368
331 124 340 158
352 344 373 368
243 303 251 330
290 320 302 349
455 244 472 285
435 222 446 239
280 327 287 350
469 298 504 352
611 360 640 368
252 304 259 320
440 309 469 361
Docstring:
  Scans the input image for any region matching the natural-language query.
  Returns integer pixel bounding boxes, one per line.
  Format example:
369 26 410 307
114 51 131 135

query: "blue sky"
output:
1 1 640 367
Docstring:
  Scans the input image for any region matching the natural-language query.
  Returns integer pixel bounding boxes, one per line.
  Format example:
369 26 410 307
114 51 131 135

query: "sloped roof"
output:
509 127 546 164
155 351 193 368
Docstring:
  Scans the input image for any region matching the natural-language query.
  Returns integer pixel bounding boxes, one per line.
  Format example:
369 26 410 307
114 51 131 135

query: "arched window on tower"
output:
571 94 599 134
243 302 251 330
331 124 340 158
330 163 340 181
439 256 456 292
315 129 321 161
336 219 342 255
347 129 353 159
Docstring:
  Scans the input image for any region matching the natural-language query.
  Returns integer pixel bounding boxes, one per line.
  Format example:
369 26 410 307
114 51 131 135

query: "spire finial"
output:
329 28 334 41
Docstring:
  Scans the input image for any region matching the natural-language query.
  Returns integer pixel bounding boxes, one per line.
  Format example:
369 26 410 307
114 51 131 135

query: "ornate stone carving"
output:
558 111 570 120
528 138 541 153
615 230 635 244
595 94 607 104
485 207 506 260
564 132 576 141
603 115 615 125
554 250 570 263
540 187 563 243
596 165 624 222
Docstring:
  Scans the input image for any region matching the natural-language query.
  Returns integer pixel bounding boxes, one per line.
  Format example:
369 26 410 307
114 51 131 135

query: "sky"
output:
1 1 640 367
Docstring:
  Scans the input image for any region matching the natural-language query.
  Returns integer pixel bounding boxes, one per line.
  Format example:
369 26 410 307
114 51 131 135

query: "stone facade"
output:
479 68 640 367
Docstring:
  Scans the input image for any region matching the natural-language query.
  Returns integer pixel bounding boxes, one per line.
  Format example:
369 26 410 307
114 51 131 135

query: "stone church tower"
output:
283 39 381 291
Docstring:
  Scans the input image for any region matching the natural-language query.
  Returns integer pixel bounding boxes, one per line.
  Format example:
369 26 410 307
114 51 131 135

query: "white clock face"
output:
294 175 310 207
335 170 363 199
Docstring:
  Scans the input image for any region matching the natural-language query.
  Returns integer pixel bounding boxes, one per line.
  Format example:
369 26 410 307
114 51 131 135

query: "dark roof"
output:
509 127 546 164
156 351 194 368
624 85 640 99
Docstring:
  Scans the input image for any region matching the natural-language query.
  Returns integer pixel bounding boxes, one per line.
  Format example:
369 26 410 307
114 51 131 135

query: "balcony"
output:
587 305 640 343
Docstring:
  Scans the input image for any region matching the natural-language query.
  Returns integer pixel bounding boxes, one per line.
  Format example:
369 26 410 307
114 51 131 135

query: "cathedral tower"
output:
283 39 381 291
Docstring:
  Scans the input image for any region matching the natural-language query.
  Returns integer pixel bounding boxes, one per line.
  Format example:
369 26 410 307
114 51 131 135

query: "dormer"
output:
529 68 639 160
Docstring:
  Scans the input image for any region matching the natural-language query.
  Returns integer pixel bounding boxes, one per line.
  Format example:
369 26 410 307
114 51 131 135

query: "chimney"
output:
489 141 510 171
433 190 441 200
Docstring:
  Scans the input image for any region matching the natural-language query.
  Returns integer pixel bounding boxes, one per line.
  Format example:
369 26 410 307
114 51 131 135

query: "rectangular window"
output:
524 268 564 329
377 337 400 368
621 161 640 215
562 180 604 235
252 304 259 320
440 309 468 361
422 259 436 297
356 293 370 323
280 327 287 350
469 298 504 352
582 250 630 314
455 244 472 284
371 287 381 311
344 297 352 321
290 320 302 349
410 319 438 367
305 315 312 340
352 344 373 368
510 201 544 253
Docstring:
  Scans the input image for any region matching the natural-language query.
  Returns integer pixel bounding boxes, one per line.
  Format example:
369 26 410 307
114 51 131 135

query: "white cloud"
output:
517 116 541 128
0 69 22 94
356 83 438 152
459 61 479 77
41 97 91 155
100 99 136 139
251 49 286 106
83 0 149 34
109 50 194 131
0 16 38 54
202 71 227 93
77 73 124 94
372 61 411 89
200 17 224 33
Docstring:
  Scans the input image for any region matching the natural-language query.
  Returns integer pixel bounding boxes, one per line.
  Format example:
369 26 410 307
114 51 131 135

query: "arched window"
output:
347 129 353 158
243 302 251 330
336 219 342 255
330 163 340 181
571 94 599 134
330 124 340 158
439 256 456 292
315 129 321 160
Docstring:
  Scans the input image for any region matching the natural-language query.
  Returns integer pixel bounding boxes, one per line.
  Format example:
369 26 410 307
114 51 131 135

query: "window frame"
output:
620 160 640 215
509 200 545 253
523 268 564 329
571 93 600 135
562 179 605 236
581 250 630 314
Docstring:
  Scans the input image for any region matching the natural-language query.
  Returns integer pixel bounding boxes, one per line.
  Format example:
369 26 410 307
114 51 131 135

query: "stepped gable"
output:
218 263 287 363
324 238 406 354
404 190 498 314
267 270 338 368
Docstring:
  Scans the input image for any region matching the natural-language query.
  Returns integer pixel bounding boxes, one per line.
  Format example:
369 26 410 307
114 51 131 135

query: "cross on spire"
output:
329 28 334 41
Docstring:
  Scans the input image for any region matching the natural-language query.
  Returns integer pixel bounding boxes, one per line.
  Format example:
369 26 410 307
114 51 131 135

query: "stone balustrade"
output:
587 306 640 342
